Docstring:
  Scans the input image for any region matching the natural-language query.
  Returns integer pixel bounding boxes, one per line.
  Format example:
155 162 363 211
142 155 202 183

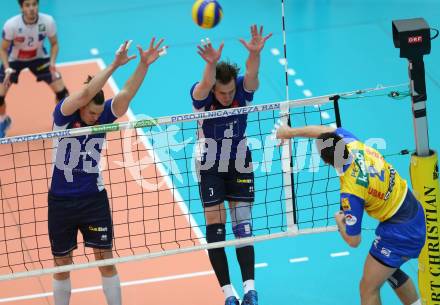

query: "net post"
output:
280 103 297 232
392 17 439 304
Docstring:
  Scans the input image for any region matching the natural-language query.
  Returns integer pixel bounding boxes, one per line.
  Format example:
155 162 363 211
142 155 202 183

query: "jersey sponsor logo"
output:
38 24 46 32
368 187 385 200
383 167 396 200
380 247 391 257
345 214 357 226
353 150 369 187
341 198 351 211
237 178 252 184
14 36 25 43
101 234 108 241
17 48 37 59
373 235 381 248
88 225 108 232
365 147 384 161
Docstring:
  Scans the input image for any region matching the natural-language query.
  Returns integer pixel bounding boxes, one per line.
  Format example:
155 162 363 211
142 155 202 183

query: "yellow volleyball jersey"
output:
338 129 407 222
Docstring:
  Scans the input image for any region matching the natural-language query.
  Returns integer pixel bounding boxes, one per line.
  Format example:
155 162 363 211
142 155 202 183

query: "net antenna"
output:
279 0 297 232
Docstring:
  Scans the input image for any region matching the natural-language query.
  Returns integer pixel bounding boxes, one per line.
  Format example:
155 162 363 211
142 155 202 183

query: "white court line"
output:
289 257 309 263
255 263 268 268
321 111 330 120
287 68 296 76
0 270 215 303
303 89 313 97
330 251 350 258
270 48 280 56
56 58 105 67
294 79 304 87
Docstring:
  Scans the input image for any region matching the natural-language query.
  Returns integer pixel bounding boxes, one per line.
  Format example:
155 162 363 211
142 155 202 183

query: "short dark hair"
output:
215 61 240 85
316 132 350 168
84 76 105 105
18 0 39 7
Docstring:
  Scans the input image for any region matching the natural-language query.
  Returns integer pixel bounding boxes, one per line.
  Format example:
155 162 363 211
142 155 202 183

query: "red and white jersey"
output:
2 13 56 62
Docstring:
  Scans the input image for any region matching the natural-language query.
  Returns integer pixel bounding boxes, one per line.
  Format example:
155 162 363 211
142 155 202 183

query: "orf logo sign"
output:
408 36 423 44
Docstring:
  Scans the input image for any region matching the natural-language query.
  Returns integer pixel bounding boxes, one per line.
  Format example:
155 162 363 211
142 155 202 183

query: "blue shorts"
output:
0 58 53 84
370 190 426 268
48 190 113 256
197 151 254 207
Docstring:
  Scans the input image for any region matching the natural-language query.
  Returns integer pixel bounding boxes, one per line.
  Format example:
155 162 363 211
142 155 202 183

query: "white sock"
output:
243 279 255 293
411 299 422 305
102 274 122 305
52 278 71 305
222 284 235 299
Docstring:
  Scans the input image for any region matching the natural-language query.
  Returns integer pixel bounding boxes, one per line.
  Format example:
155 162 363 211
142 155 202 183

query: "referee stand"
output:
393 17 440 304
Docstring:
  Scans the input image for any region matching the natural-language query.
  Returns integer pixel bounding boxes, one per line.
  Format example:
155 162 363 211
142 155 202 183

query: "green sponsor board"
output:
134 119 158 128
91 123 119 134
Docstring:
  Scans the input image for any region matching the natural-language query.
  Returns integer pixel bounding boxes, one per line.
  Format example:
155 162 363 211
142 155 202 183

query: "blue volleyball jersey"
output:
50 99 118 197
190 76 254 160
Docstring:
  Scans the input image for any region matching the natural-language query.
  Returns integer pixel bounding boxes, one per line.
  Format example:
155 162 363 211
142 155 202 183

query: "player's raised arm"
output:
61 40 136 116
240 25 272 92
112 37 166 118
276 124 336 140
192 39 224 101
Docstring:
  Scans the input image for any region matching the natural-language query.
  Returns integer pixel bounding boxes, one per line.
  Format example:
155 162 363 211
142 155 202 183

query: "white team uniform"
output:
2 13 56 62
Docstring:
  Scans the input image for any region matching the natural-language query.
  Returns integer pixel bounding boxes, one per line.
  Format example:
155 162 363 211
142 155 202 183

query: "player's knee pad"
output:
231 202 252 237
206 223 226 243
0 96 4 107
55 88 69 103
231 202 253 248
387 268 409 289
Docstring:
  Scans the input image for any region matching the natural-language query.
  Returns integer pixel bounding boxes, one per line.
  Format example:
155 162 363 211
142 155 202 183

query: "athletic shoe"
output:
0 116 11 138
242 290 258 305
225 296 239 305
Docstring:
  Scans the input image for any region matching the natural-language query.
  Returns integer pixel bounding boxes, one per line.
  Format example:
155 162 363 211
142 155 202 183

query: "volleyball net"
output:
0 85 408 281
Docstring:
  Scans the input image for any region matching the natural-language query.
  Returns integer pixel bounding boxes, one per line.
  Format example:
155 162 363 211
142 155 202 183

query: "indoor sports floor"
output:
1 1 440 304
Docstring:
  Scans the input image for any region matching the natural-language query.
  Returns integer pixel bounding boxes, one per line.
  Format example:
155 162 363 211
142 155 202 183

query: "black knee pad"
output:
206 224 226 243
55 88 69 103
0 96 4 107
387 268 409 289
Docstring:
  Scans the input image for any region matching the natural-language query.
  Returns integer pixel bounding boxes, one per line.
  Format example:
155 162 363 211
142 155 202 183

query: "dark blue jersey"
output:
190 76 254 160
50 99 117 197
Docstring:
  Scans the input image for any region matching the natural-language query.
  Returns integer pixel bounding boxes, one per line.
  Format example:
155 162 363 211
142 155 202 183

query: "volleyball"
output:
192 0 223 29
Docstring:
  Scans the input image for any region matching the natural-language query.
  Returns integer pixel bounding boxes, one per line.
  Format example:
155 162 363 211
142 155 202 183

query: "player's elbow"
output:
346 235 361 248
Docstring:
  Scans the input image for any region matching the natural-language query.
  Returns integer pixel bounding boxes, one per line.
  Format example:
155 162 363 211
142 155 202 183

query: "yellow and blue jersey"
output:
336 128 408 236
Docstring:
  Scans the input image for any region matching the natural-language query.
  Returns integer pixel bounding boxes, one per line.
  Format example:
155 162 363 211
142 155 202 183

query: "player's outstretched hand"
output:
197 38 224 64
137 37 167 66
239 24 272 54
113 40 137 67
